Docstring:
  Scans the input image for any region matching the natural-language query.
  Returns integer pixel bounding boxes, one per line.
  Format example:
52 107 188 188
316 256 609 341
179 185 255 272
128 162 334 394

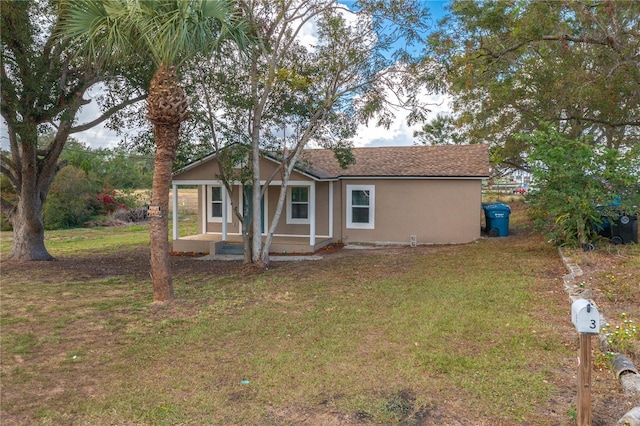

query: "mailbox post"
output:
571 299 600 426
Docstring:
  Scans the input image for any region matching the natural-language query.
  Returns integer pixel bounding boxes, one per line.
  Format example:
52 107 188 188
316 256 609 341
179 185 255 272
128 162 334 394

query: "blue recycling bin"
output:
483 203 511 237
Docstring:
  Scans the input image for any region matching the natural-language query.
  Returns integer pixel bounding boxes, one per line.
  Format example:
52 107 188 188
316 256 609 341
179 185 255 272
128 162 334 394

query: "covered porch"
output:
170 171 337 255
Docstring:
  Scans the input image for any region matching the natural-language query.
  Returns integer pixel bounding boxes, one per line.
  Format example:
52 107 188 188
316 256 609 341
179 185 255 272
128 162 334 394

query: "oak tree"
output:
430 0 640 171
1 0 145 260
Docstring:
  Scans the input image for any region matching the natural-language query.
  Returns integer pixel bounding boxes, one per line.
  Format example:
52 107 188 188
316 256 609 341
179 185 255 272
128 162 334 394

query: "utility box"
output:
571 299 600 334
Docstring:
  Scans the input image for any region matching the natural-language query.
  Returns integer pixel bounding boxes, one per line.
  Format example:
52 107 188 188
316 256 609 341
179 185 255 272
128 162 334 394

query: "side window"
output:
287 186 310 224
347 185 374 229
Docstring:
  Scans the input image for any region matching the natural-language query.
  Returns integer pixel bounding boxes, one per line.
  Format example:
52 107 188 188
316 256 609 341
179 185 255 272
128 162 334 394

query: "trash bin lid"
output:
483 203 511 213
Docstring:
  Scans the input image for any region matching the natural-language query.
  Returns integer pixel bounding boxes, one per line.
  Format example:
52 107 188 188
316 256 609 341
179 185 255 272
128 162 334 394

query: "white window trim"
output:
346 184 375 229
286 185 311 225
207 185 232 223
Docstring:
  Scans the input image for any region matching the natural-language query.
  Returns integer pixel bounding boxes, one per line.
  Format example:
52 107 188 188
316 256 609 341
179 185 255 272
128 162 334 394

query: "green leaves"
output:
59 0 244 70
433 0 640 171
521 123 640 247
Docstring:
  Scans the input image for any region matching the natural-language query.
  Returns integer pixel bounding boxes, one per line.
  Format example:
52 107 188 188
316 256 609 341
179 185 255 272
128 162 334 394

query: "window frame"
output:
207 185 231 223
346 184 375 229
286 185 311 225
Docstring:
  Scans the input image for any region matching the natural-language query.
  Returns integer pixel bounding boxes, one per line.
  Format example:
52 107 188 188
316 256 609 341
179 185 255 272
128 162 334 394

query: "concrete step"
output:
217 244 244 255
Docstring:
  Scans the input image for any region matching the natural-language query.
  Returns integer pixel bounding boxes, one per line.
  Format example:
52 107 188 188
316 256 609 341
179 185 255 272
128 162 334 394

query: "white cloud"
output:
354 92 452 147
73 92 126 149
0 86 127 151
4 80 451 153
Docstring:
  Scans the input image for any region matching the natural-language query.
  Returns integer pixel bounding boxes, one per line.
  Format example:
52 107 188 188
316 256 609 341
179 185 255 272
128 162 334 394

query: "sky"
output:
0 1 451 151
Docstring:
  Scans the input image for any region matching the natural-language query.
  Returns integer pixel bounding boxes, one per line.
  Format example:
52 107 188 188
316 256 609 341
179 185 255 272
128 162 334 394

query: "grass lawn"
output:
1 203 637 425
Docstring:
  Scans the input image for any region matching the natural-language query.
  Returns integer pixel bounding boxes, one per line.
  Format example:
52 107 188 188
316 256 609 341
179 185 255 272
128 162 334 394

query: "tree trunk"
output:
146 66 188 303
251 146 264 266
5 126 60 261
8 193 52 261
149 124 177 303
243 225 253 264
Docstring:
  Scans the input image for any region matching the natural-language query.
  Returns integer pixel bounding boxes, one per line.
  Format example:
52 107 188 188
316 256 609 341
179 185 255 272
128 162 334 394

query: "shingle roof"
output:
298 144 490 179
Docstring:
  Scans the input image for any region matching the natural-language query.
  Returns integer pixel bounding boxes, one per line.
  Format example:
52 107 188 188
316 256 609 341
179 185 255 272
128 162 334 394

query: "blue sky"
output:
0 1 452 151
353 0 452 147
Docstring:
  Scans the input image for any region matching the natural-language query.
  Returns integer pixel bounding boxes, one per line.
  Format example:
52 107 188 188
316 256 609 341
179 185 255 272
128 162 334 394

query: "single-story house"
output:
171 144 490 254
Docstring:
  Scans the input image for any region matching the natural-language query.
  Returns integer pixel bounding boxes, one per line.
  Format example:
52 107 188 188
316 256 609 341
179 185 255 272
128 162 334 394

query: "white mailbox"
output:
571 299 600 334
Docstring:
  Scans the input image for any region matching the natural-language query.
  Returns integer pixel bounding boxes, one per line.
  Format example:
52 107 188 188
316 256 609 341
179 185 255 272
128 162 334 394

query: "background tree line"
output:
1 135 152 230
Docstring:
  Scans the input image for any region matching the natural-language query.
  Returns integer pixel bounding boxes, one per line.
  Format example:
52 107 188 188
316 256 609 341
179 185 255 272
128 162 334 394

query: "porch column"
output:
172 183 179 241
310 182 316 247
329 181 334 238
201 185 207 234
222 185 228 240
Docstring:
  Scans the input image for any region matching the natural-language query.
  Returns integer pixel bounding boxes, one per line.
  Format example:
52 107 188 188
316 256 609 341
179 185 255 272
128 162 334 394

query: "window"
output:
208 185 229 222
347 185 374 229
287 186 310 224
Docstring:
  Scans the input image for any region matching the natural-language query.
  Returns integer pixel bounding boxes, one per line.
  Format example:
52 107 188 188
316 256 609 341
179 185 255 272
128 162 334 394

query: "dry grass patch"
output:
0 205 635 425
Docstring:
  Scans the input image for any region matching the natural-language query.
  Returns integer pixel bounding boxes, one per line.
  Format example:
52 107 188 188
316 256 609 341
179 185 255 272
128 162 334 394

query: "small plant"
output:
602 273 617 302
601 313 639 355
598 270 636 304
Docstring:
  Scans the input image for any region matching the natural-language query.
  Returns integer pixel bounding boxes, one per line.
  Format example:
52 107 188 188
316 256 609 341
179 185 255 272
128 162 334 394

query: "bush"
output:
0 175 16 231
43 166 95 229
92 185 141 216
521 123 640 247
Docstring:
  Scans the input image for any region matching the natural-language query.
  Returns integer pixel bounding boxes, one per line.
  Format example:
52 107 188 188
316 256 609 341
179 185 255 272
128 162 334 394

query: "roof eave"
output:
333 175 490 179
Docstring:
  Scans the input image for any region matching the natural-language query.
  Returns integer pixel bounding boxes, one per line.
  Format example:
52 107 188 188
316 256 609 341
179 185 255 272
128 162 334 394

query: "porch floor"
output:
172 233 334 255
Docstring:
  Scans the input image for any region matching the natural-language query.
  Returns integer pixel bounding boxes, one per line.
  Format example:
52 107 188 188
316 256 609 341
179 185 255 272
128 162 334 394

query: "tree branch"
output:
0 160 19 190
69 93 147 133
478 37 529 60
55 159 68 173
541 34 621 53
560 115 640 127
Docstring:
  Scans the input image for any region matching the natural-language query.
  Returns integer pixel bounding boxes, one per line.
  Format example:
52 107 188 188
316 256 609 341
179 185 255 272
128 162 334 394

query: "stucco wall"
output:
174 157 219 181
267 181 333 236
339 179 482 245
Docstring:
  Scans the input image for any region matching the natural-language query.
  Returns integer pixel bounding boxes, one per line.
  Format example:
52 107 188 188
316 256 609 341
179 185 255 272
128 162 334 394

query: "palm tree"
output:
59 0 247 303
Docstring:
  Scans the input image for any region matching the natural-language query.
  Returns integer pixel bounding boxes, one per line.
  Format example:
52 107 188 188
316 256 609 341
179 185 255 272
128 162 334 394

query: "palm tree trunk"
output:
149 123 178 303
146 66 188 303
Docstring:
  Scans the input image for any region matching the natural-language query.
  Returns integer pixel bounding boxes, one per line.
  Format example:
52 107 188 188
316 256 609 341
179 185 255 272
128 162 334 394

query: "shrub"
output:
93 185 141 216
0 175 16 231
520 123 640 247
112 207 148 223
43 166 94 229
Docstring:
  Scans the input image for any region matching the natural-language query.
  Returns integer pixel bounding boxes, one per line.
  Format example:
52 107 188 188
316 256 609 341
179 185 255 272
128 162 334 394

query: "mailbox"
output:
571 299 600 334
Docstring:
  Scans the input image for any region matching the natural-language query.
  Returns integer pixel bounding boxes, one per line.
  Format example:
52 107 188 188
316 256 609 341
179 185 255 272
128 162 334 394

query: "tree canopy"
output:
429 0 640 171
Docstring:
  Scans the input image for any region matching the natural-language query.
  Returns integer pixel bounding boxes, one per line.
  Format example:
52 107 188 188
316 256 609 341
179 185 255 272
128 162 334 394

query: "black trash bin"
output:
597 213 638 244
